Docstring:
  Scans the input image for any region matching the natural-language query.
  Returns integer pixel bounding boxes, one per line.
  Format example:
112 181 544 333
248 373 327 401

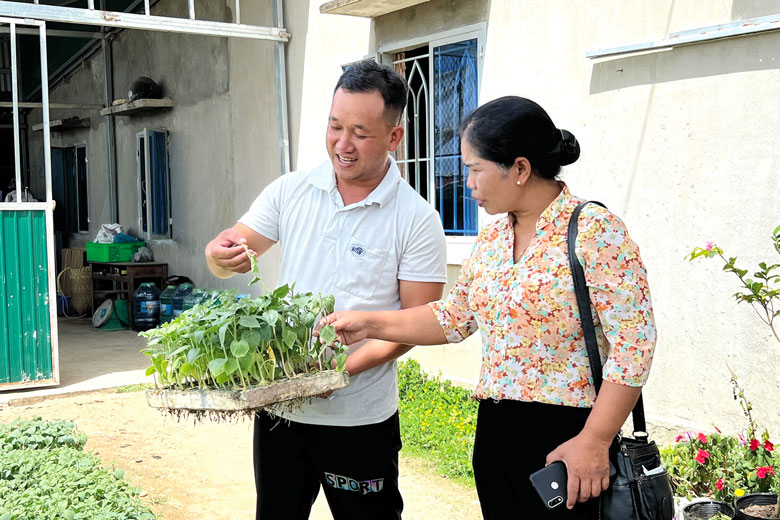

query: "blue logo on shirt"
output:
350 245 365 257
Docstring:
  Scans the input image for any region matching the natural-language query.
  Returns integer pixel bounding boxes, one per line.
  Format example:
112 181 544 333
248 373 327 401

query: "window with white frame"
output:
386 26 482 237
136 128 171 240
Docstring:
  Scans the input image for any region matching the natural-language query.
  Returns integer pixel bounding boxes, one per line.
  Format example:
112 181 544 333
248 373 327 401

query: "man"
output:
204 60 447 520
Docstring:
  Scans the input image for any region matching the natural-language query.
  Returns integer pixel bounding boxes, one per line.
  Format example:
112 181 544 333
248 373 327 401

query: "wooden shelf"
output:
319 0 430 17
100 98 174 117
32 117 91 132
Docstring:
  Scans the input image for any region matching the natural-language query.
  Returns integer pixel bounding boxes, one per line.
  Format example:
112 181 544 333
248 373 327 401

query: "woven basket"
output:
68 266 92 314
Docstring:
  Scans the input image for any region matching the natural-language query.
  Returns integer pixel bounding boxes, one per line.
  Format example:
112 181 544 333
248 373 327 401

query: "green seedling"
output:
140 242 347 390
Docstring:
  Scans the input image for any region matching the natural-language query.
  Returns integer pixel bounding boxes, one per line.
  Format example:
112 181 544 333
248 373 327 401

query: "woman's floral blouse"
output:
429 184 656 408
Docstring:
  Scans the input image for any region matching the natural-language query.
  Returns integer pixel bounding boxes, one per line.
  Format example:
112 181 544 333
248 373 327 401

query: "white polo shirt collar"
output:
308 156 402 209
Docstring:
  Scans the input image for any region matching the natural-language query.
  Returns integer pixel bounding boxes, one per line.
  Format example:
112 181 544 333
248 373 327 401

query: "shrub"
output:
397 359 477 484
0 418 155 520
0 417 87 451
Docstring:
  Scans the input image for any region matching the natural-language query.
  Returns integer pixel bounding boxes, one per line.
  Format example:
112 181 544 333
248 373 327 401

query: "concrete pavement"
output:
0 318 152 407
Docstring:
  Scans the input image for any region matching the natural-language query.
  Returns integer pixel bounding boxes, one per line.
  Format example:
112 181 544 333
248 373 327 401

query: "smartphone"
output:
529 461 567 510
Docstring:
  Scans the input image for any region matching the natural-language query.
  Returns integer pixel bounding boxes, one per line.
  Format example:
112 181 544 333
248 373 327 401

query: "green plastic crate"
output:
85 241 145 262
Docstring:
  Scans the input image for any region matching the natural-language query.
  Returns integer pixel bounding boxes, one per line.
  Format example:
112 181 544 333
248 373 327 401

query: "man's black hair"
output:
334 60 408 125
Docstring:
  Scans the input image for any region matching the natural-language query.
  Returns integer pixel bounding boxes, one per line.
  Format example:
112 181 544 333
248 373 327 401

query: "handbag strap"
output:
567 201 647 434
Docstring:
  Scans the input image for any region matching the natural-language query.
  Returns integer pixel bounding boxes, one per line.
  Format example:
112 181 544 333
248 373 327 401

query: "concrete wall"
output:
302 0 780 440
27 0 282 291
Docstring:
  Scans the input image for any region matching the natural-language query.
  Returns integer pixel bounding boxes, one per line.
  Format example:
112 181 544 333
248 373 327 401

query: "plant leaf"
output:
223 358 239 376
319 325 337 346
230 339 250 358
239 315 261 328
208 358 227 377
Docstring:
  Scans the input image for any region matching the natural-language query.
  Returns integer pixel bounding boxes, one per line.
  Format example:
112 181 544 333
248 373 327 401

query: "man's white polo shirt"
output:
239 156 447 426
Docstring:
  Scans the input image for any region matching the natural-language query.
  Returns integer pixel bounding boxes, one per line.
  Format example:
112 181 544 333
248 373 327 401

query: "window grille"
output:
393 37 479 236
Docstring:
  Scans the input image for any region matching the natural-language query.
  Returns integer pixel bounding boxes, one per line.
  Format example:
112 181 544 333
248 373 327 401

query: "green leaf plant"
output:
140 246 347 390
688 225 780 344
687 225 780 516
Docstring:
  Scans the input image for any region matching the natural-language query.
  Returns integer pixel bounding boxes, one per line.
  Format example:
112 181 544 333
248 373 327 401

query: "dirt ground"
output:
1 390 481 520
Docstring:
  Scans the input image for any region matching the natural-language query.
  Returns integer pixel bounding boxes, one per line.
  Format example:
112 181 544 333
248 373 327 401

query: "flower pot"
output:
683 499 735 520
735 493 779 520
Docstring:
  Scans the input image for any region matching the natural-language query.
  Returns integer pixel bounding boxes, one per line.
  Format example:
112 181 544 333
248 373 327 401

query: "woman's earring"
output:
516 180 521 185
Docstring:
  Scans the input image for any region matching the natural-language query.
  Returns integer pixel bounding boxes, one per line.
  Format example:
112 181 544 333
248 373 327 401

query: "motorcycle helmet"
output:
128 76 162 102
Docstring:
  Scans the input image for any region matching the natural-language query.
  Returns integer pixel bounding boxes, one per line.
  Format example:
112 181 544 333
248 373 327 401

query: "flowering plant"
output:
660 427 778 503
679 228 780 516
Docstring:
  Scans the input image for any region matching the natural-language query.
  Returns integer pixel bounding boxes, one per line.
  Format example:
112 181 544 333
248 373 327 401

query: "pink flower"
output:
675 434 684 443
696 449 710 464
698 433 708 443
705 241 715 251
764 440 774 452
756 466 775 479
750 439 761 451
716 478 724 491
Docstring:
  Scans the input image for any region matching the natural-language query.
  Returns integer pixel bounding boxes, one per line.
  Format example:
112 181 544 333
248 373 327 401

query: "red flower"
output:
756 466 775 479
696 449 710 464
675 434 684 443
698 433 708 443
764 440 774 452
750 439 761 451
716 478 724 491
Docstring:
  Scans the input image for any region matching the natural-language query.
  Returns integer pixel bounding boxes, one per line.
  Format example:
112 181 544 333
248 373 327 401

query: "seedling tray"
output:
145 370 349 414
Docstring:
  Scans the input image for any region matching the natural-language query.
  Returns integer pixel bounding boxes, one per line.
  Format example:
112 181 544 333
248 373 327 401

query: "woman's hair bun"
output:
548 129 580 166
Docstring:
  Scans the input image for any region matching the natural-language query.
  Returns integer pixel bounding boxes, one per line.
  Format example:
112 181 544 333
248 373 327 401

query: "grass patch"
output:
397 359 477 486
114 383 153 394
0 417 156 520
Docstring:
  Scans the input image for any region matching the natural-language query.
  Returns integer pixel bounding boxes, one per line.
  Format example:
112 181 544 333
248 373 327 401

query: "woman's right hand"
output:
317 311 371 346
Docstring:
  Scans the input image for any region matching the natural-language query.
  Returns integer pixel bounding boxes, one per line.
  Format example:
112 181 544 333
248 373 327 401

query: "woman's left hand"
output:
546 430 612 509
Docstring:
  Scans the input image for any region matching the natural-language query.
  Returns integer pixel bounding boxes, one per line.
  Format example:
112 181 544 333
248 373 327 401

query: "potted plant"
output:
687 225 780 519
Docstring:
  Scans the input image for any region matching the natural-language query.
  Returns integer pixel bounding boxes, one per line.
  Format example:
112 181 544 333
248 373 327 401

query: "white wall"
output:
296 0 780 440
477 0 780 439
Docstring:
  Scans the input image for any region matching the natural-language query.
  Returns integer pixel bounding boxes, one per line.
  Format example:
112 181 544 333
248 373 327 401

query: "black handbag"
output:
568 201 674 520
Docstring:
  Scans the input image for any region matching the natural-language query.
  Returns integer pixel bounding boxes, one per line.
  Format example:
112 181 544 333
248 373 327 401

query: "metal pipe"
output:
0 26 105 38
0 2 289 41
0 101 104 109
37 20 61 385
10 22 21 205
587 13 780 59
102 34 118 222
188 0 195 20
39 22 52 205
234 0 240 24
87 0 94 9
273 0 290 174
144 0 149 15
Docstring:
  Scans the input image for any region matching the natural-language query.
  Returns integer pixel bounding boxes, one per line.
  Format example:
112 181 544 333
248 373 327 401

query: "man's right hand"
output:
205 228 256 277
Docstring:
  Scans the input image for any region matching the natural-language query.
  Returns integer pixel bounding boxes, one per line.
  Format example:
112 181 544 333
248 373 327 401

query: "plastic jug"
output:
133 282 161 331
182 289 206 312
159 285 177 323
171 283 195 318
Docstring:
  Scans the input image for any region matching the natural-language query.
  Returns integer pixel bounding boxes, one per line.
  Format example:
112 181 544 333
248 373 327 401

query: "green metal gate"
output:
0 17 59 390
0 210 56 386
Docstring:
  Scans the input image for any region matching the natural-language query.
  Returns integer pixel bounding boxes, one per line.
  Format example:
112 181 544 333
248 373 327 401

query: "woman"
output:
321 96 656 519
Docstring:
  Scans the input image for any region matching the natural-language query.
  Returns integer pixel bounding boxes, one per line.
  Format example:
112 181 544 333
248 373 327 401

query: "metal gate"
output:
0 17 58 390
